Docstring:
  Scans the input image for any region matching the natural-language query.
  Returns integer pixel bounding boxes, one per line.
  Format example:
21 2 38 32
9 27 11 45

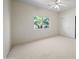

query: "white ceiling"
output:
15 0 76 12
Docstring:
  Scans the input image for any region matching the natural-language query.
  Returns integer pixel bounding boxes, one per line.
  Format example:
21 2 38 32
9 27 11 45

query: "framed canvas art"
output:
34 16 49 29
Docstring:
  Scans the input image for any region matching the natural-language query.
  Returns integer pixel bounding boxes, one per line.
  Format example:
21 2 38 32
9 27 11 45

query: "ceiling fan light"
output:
55 5 59 8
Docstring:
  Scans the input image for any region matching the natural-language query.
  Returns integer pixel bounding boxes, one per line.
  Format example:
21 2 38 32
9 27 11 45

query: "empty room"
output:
3 0 76 59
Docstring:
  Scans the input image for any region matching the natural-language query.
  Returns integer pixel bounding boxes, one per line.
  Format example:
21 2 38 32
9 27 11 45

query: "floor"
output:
7 36 76 59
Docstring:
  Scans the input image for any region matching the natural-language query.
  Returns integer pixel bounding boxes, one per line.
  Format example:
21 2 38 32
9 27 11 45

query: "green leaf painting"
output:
34 16 49 29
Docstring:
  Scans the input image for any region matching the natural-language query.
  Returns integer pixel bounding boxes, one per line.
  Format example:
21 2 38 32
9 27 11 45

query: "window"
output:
34 16 49 29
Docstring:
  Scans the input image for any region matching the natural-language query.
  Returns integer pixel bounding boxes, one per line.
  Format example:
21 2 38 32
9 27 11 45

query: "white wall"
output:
59 9 76 39
3 0 11 59
11 1 58 46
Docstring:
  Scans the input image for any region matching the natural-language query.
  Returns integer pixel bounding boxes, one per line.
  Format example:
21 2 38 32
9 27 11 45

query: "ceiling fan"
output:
48 0 65 9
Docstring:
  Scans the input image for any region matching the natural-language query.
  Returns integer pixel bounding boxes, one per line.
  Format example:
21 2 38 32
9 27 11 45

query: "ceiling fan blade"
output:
50 5 55 8
57 0 61 3
58 4 66 7
48 5 56 9
48 2 56 6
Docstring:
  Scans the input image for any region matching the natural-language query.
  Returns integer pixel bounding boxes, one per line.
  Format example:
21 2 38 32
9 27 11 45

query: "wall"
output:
3 0 11 59
59 8 76 39
11 1 58 46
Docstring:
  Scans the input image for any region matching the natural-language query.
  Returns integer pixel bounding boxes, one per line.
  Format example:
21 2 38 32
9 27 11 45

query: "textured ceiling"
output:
15 0 76 12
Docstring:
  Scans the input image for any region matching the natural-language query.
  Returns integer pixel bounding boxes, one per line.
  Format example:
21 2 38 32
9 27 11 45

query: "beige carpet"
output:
8 36 76 59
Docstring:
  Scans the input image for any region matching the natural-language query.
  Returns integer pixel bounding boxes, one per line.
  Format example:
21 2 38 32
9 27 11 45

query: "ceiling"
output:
15 0 76 12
